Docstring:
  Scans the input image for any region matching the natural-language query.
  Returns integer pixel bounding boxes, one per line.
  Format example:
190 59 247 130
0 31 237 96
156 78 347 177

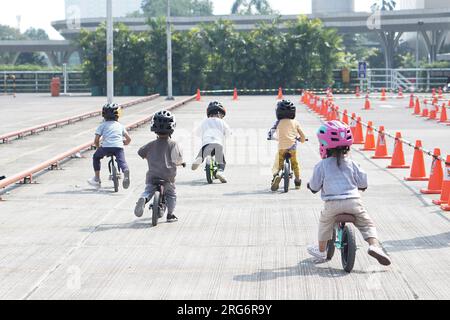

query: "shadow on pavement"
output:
79 218 176 232
382 232 450 252
233 258 388 282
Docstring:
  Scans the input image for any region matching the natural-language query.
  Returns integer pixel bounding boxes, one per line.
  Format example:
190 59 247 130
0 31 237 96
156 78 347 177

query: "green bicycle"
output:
205 155 218 184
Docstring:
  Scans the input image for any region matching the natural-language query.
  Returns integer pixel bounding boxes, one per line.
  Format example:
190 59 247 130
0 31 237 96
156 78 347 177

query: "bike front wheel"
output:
283 161 290 193
152 192 160 227
341 225 356 273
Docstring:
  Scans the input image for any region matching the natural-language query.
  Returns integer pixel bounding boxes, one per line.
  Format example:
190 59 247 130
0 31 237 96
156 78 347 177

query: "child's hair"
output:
327 146 350 168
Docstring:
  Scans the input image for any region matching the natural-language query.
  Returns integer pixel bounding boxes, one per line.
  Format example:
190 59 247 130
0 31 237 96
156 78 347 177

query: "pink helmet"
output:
317 120 353 159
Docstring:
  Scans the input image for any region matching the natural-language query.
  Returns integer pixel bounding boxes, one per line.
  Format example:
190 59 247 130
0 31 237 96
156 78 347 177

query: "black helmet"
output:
102 103 121 121
151 110 176 135
276 100 296 120
207 101 226 117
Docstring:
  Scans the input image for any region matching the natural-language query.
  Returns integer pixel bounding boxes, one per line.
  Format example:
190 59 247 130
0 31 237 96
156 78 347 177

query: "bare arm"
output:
123 132 131 146
94 134 101 148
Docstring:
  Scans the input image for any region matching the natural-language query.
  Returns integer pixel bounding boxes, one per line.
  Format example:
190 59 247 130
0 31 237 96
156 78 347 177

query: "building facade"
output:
65 0 142 19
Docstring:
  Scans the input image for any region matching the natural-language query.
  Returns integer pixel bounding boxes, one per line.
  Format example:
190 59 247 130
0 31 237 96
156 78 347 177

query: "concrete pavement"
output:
0 95 448 300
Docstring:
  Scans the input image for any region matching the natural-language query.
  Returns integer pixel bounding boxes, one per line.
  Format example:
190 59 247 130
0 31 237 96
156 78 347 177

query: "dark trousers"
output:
196 143 226 171
93 147 129 172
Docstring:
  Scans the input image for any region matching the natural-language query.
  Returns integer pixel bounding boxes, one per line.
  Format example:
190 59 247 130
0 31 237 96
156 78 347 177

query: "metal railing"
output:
1 71 88 94
342 68 450 92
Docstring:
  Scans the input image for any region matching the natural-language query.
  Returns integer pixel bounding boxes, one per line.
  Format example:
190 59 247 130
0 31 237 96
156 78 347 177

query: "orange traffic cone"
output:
441 192 450 211
372 126 392 159
353 117 365 145
342 109 349 125
433 96 438 105
363 95 371 110
408 94 415 108
361 121 376 151
349 113 357 137
398 87 404 98
432 88 436 98
438 87 443 99
277 87 283 100
433 156 450 205
413 98 421 115
404 140 428 180
381 88 387 101
196 89 201 101
356 86 360 97
421 148 444 194
387 132 410 169
438 103 448 123
421 108 429 118
428 109 437 120
233 88 238 101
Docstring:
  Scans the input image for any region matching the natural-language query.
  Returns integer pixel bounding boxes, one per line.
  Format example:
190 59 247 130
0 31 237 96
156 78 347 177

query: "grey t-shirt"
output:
138 138 183 184
309 157 368 201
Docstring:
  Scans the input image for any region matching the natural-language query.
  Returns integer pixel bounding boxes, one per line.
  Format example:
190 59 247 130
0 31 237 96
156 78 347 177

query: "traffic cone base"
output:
388 164 410 169
432 199 446 205
420 188 442 195
404 176 428 181
441 203 450 211
373 155 392 159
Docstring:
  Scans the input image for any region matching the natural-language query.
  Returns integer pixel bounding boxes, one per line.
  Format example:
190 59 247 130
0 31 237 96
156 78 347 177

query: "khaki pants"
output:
272 150 300 178
318 198 378 242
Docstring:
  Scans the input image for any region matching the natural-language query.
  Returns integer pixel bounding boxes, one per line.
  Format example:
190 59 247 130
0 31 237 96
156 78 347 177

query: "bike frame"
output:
335 225 345 250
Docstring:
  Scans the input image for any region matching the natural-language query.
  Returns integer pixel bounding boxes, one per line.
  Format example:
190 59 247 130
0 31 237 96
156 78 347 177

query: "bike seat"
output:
284 152 292 159
335 214 356 224
152 178 167 185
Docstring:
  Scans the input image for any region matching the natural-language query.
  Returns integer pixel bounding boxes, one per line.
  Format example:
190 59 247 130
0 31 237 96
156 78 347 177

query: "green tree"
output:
141 0 213 17
23 27 49 40
231 0 275 15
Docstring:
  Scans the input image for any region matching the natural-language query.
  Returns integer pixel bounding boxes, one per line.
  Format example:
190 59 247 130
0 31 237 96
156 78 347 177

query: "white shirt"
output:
196 118 232 147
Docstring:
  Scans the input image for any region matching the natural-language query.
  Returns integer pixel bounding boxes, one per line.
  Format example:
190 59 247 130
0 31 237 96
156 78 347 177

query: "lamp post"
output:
106 0 114 104
166 0 174 100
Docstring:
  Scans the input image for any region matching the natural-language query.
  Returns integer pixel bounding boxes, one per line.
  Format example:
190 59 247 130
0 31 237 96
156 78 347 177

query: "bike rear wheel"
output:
152 192 160 227
111 163 119 192
341 225 356 273
283 161 290 193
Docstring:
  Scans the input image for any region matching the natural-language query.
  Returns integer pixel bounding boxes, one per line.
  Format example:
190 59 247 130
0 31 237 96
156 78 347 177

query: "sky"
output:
0 0 378 40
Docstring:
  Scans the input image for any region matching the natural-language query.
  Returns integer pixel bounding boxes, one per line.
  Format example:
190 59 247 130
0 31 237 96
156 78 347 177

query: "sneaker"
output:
215 171 227 183
87 177 101 188
271 175 282 191
295 178 302 190
368 246 391 266
167 214 178 223
122 170 130 189
134 197 146 218
307 245 327 263
191 158 202 171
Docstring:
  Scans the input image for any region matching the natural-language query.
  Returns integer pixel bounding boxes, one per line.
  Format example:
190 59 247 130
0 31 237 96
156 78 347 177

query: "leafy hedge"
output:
76 16 344 95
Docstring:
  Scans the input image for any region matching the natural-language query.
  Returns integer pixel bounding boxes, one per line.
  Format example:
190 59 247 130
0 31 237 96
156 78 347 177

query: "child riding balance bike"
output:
268 100 307 191
307 120 391 267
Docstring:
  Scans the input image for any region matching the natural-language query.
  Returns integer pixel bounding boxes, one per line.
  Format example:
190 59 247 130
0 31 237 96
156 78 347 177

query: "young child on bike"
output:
88 103 131 189
268 100 306 191
191 101 231 183
134 110 184 222
307 120 391 266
